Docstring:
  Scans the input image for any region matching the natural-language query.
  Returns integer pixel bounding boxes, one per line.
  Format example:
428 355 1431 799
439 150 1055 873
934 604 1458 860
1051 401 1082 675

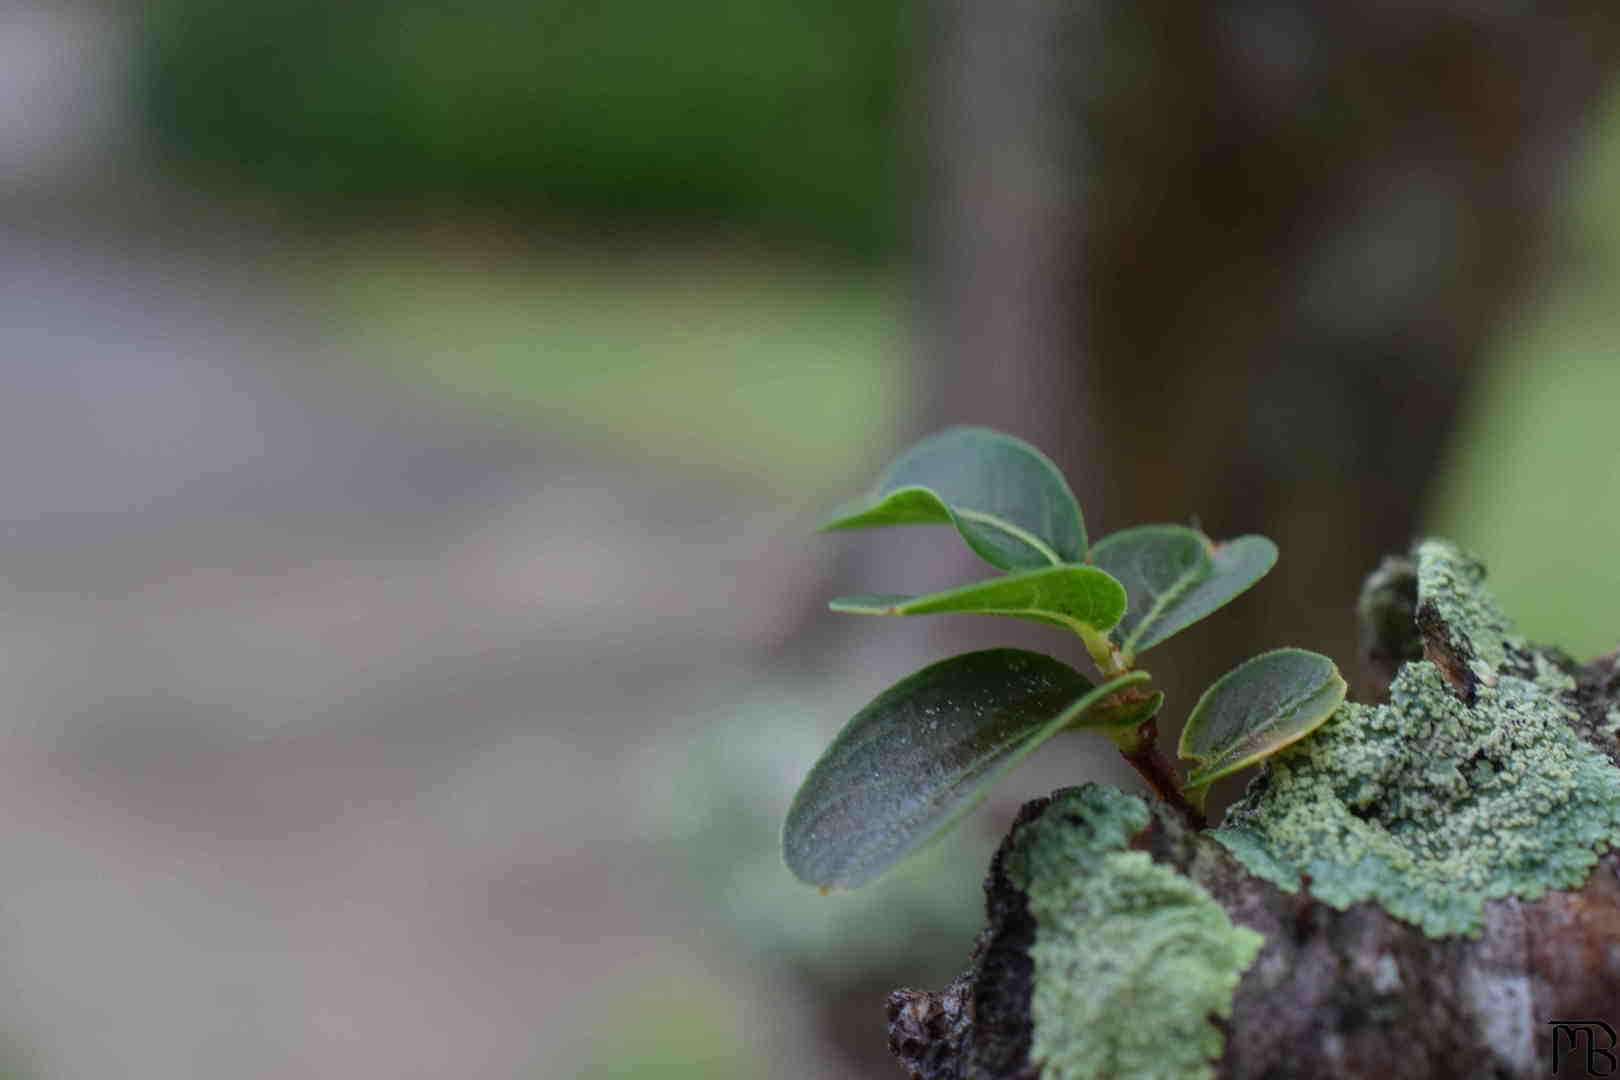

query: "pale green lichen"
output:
1414 538 1513 679
1006 786 1263 1080
1533 651 1577 695
1216 541 1620 938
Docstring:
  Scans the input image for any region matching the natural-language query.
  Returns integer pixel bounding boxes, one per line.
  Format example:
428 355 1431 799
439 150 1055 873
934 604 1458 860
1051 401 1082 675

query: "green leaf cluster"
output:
784 427 1345 889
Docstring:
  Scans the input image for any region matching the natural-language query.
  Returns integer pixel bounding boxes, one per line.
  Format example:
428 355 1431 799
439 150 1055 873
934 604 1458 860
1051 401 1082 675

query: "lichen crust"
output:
1006 785 1264 1080
1414 538 1514 677
1215 541 1620 938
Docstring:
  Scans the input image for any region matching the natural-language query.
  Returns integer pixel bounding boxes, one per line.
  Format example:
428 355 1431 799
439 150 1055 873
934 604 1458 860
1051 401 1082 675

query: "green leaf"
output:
783 650 1148 889
829 565 1127 644
1087 688 1165 730
1087 525 1210 653
1179 648 1347 791
1089 527 1278 661
820 427 1086 570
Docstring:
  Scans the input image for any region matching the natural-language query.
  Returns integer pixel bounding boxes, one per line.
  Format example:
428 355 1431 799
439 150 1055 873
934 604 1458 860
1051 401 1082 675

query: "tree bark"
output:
885 551 1620 1079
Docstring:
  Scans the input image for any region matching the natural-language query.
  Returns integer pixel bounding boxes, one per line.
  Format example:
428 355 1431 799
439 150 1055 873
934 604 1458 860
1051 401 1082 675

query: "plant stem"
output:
1081 628 1129 678
1117 718 1207 830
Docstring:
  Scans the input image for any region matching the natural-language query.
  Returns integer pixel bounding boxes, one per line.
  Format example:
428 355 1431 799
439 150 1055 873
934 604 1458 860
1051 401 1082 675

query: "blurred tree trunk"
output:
1067 3 1620 707
890 1 1620 712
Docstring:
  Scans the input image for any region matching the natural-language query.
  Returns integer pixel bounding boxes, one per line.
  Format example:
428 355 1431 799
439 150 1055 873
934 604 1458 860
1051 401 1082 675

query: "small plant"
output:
783 427 1347 890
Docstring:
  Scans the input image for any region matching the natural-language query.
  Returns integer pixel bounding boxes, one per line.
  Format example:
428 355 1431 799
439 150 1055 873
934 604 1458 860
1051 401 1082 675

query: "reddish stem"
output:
1118 718 1207 830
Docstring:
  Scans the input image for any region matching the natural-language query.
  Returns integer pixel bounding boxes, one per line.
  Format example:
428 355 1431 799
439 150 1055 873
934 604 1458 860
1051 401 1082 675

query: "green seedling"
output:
784 426 1346 889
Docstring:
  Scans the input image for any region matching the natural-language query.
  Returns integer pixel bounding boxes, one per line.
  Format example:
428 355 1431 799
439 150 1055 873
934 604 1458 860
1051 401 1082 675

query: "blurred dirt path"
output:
0 223 831 1078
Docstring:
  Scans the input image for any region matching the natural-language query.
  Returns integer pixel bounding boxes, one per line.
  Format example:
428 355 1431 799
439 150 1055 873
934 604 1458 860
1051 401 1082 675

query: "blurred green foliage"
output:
1432 89 1620 661
139 0 911 255
321 246 907 486
560 978 757 1079
636 680 990 987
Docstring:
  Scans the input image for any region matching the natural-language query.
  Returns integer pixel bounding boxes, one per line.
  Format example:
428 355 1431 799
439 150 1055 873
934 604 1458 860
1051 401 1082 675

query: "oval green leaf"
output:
1087 525 1211 655
829 565 1126 645
820 427 1086 570
1082 688 1165 730
1179 648 1347 791
1089 528 1278 661
783 650 1147 889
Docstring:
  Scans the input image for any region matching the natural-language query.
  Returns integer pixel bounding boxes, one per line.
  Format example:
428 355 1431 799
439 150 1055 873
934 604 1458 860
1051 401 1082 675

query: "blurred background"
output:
4 2 1620 1076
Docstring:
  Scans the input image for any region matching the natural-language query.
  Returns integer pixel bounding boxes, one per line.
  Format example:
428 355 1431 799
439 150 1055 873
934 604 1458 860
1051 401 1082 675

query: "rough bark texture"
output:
886 554 1620 1079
